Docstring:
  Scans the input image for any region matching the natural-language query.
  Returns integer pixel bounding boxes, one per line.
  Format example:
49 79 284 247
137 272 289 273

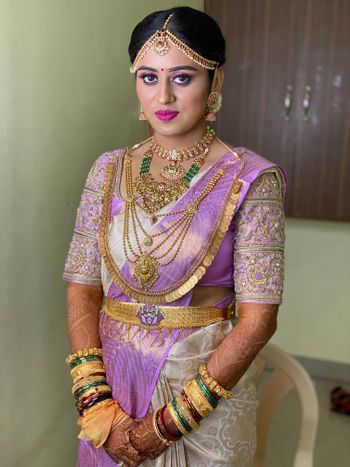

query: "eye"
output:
139 73 158 85
172 74 192 85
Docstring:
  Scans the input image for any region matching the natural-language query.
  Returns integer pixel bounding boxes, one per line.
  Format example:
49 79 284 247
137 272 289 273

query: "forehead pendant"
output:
129 13 219 73
152 15 172 56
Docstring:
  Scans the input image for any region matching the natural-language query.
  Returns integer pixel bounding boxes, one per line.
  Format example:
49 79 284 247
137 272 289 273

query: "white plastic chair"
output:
253 343 319 467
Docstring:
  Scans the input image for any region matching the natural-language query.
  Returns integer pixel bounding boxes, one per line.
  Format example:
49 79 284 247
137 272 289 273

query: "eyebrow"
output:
136 65 198 72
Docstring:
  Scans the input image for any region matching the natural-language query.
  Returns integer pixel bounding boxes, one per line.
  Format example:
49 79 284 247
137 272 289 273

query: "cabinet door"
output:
291 0 350 220
205 0 350 221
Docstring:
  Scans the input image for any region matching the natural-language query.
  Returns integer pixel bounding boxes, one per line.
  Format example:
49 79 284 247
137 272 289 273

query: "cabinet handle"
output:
284 85 293 121
303 85 311 121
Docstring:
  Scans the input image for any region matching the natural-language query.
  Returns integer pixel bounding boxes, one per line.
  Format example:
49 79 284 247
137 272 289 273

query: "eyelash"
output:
139 73 193 86
173 74 192 85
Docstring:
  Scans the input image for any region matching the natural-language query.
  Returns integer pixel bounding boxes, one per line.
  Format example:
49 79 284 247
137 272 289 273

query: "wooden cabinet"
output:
205 0 350 221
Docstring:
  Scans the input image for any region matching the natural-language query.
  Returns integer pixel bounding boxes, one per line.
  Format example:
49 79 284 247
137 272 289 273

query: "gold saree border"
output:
99 153 244 304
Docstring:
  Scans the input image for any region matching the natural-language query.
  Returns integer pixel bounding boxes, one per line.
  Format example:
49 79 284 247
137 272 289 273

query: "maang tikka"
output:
129 13 219 72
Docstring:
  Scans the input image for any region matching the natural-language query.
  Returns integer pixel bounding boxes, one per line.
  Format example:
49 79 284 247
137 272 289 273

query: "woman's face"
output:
135 43 211 137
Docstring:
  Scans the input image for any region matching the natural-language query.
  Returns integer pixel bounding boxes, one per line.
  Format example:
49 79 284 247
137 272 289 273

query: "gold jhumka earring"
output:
205 91 222 122
139 106 147 121
205 67 222 122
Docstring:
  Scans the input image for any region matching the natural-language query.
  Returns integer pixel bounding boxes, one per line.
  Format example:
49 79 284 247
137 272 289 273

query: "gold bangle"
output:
76 385 112 401
81 397 113 415
152 407 173 445
72 375 107 395
184 379 215 418
66 347 103 365
71 362 106 381
198 364 233 400
175 396 200 430
167 403 188 436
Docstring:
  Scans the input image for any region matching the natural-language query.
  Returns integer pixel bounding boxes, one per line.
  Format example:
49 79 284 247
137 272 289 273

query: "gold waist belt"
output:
102 297 228 330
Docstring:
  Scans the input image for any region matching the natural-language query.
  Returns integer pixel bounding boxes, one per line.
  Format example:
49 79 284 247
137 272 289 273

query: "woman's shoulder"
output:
85 148 125 192
235 146 286 201
234 145 274 168
216 139 278 169
235 146 286 192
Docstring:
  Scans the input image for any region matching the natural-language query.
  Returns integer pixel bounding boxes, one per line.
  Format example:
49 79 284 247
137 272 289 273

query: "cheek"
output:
136 81 153 105
181 87 208 111
136 82 145 104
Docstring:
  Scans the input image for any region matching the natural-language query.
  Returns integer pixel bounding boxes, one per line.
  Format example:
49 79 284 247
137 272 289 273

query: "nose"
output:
158 77 175 105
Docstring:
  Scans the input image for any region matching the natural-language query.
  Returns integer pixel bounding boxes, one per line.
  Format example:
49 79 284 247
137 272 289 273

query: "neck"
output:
153 120 208 149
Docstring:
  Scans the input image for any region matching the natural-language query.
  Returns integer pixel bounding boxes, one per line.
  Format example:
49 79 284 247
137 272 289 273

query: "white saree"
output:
144 320 258 467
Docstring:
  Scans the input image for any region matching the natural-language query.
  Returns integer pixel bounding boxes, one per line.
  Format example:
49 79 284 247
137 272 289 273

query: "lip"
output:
155 110 179 121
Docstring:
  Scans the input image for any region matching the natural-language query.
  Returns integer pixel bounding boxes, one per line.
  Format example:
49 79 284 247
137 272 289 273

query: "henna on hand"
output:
207 304 278 390
162 406 182 439
129 412 169 460
104 417 147 466
67 282 103 351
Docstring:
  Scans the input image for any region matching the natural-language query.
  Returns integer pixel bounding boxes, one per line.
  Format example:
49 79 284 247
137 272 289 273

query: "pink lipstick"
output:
155 110 179 121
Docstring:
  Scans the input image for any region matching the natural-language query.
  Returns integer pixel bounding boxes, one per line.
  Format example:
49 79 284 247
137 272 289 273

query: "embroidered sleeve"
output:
233 169 286 304
63 151 120 285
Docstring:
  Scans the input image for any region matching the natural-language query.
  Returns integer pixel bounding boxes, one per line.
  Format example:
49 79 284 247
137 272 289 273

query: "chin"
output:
151 120 201 138
151 122 184 136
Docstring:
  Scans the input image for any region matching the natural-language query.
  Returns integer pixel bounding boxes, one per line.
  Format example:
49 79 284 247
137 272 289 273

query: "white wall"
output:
272 218 350 364
0 1 202 466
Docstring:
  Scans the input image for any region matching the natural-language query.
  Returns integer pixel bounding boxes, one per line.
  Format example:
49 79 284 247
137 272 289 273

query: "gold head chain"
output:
129 13 219 72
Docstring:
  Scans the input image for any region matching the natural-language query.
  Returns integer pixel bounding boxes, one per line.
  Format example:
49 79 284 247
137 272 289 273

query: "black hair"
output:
128 6 225 80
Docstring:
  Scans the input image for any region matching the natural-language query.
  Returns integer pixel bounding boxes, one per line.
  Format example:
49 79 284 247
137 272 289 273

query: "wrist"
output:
160 406 182 441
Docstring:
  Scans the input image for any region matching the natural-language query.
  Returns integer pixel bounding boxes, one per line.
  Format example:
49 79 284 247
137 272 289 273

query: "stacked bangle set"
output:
154 363 233 444
66 347 113 415
67 347 233 450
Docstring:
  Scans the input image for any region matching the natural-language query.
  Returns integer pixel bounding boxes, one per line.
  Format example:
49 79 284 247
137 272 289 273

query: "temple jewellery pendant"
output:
160 150 186 181
133 252 159 289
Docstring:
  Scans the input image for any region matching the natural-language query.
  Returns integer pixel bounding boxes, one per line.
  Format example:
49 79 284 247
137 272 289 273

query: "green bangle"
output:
195 374 218 409
74 380 107 400
70 355 103 370
172 399 192 433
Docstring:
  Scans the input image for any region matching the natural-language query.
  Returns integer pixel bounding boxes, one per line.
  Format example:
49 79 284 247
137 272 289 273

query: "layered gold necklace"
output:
122 133 225 290
133 129 215 217
152 129 215 181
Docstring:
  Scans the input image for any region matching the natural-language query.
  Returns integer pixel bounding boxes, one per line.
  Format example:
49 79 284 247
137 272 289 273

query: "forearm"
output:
66 282 103 352
161 304 278 439
206 303 278 389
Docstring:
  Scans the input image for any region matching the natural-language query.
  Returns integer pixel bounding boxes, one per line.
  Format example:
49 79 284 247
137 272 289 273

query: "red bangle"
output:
76 388 111 411
158 405 182 441
181 391 203 423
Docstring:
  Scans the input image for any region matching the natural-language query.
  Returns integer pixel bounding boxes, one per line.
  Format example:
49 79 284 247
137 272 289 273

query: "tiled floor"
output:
264 376 350 467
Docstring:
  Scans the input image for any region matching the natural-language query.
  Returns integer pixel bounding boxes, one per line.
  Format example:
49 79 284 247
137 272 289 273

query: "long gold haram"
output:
134 130 215 212
123 151 230 289
98 152 245 304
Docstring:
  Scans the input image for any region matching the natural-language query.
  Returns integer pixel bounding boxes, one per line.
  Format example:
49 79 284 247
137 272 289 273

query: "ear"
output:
212 67 224 92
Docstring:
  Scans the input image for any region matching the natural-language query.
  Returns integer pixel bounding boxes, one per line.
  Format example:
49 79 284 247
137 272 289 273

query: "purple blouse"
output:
63 149 285 304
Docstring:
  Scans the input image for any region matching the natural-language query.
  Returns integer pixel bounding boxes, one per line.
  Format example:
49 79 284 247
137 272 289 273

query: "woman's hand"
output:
104 417 147 466
207 303 278 390
129 412 169 460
